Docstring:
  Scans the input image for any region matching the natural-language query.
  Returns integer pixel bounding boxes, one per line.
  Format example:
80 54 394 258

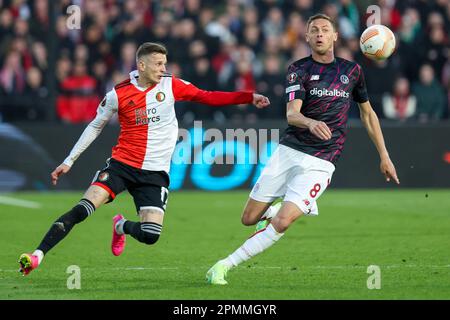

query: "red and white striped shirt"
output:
63 70 253 173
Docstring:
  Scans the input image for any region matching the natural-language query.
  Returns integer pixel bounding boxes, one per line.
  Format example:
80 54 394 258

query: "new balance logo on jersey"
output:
309 87 350 98
310 75 320 81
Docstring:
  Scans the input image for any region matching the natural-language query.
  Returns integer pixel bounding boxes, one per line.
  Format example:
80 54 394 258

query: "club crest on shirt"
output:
156 92 166 102
98 172 109 182
287 72 297 83
340 75 349 84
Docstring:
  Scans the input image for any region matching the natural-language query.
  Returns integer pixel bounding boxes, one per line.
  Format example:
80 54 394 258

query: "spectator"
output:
290 40 310 62
289 0 315 20
261 7 284 39
73 44 89 64
205 14 235 44
264 35 283 57
379 0 402 32
22 66 48 120
227 59 256 93
8 0 29 19
422 23 448 76
55 15 75 55
241 24 263 53
10 36 33 70
382 77 417 121
31 41 47 73
28 0 48 42
183 0 202 22
338 0 359 40
56 61 100 123
0 8 14 39
336 45 354 61
281 12 305 51
225 58 258 122
149 20 171 45
242 6 259 27
0 50 25 95
0 0 449 123
182 39 208 77
92 59 108 96
256 54 285 118
178 57 218 123
394 8 423 81
117 41 137 74
212 39 236 88
84 23 104 64
412 64 447 122
55 55 72 83
226 2 243 36
398 7 422 45
358 57 400 118
198 6 216 31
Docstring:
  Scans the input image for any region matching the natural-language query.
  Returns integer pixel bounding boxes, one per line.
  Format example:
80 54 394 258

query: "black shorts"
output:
91 158 169 214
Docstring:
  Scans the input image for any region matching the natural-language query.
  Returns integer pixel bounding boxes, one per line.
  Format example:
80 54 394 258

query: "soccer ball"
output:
359 25 396 61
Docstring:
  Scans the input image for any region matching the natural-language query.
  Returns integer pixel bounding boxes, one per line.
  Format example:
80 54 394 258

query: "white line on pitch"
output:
0 195 41 209
80 265 450 271
1 265 449 273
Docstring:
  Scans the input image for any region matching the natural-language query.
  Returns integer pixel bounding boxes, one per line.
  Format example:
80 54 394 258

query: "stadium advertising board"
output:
1 122 449 191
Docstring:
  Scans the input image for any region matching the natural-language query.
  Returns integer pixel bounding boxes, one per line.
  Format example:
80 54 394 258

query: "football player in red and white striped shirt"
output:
18 42 270 275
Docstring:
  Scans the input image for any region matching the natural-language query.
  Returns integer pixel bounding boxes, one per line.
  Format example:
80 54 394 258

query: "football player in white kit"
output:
206 14 399 285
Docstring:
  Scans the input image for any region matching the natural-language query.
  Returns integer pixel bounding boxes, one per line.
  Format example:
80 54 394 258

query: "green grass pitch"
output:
1 190 449 300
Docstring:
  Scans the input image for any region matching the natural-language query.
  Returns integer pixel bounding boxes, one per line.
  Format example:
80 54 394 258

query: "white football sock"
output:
224 224 284 268
261 202 282 220
33 250 44 264
115 218 127 235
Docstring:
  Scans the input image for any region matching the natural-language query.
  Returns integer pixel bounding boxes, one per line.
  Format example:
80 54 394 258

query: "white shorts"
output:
250 144 335 216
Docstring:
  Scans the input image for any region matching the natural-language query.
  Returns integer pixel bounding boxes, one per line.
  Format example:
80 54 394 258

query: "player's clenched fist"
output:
252 94 270 108
51 163 71 185
308 119 332 141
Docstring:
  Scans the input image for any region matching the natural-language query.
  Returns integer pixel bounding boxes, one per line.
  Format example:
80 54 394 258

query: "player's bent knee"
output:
271 216 294 233
138 222 163 245
241 214 254 226
140 232 160 245
241 209 260 226
270 220 288 233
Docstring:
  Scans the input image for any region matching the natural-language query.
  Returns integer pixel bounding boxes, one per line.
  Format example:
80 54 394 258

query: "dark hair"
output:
136 42 167 60
306 14 337 31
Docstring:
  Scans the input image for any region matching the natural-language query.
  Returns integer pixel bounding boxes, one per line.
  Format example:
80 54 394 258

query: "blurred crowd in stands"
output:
0 0 448 124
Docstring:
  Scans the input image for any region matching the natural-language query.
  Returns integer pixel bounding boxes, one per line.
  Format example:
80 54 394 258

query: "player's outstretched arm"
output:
51 90 118 185
358 101 400 184
50 119 105 186
172 77 270 108
252 93 270 109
